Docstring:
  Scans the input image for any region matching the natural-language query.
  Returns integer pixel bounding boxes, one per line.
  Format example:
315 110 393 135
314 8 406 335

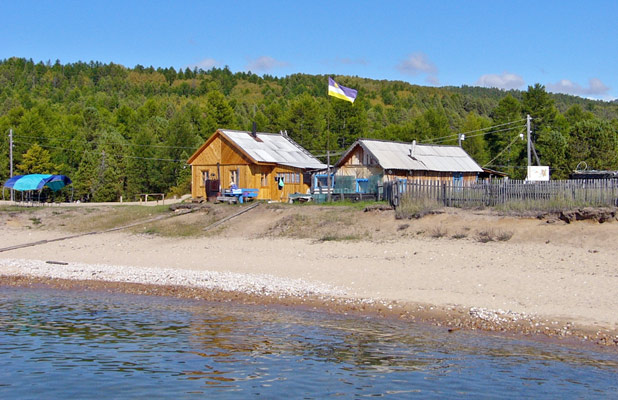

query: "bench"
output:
218 188 259 204
288 193 313 203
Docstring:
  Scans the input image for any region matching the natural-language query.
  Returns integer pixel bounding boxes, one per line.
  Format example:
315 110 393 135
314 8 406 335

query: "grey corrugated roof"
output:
349 139 482 173
220 129 327 170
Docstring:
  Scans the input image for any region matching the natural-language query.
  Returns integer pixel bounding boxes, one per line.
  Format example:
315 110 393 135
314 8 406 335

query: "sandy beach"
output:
1 203 617 347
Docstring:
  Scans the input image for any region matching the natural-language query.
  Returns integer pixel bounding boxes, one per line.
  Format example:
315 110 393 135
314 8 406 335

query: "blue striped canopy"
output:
3 174 72 192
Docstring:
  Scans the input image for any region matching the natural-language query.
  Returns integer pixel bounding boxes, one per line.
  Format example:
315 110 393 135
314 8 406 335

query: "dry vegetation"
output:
0 201 523 243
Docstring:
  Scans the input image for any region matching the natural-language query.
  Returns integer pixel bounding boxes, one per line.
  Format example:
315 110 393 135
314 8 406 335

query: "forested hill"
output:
1 57 617 201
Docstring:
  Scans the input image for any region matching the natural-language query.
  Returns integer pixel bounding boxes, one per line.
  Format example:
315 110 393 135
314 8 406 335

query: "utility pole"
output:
526 114 532 167
326 150 331 203
9 129 14 201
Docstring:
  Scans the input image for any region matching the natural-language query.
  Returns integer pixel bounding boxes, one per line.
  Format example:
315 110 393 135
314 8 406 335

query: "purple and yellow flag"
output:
328 77 357 103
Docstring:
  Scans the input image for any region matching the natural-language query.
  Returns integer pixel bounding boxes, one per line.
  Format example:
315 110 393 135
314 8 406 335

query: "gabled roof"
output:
188 129 327 170
336 139 483 173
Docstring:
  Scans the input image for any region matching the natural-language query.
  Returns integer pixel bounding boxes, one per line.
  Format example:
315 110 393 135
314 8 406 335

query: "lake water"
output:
0 286 616 399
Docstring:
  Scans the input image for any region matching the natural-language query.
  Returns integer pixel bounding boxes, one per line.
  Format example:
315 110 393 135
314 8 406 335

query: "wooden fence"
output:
385 179 618 209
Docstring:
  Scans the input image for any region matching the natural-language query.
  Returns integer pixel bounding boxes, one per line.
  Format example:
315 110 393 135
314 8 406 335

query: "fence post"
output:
442 183 447 206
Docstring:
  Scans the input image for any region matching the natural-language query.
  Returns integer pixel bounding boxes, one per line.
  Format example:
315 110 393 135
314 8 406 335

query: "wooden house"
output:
187 129 326 202
334 139 483 190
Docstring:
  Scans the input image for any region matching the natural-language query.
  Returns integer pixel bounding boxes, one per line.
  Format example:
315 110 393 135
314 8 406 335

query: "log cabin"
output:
188 128 326 202
334 139 483 192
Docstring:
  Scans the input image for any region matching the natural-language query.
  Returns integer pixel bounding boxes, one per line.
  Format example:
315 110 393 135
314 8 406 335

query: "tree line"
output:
1 57 617 201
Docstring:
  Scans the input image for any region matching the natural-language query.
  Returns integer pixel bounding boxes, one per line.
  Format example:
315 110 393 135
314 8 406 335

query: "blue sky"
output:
1 1 616 100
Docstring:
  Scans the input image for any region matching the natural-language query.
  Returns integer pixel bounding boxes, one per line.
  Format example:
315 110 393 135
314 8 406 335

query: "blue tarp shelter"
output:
3 174 72 192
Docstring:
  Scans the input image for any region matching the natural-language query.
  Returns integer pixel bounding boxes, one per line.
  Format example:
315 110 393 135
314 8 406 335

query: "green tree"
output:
204 90 234 133
459 112 490 165
285 93 326 152
487 95 525 177
522 83 558 133
17 143 62 174
564 104 595 126
567 119 618 171
535 129 569 178
73 131 128 201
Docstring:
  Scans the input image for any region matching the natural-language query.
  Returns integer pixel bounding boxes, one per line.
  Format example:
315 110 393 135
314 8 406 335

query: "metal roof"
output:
220 129 327 170
344 139 483 173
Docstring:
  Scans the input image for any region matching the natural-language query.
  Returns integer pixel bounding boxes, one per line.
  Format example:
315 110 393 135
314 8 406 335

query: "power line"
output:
429 124 526 145
482 128 526 168
13 140 187 163
424 118 527 144
12 133 198 150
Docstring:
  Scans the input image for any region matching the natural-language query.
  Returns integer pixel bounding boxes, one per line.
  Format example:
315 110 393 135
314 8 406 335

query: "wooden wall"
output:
336 144 478 185
189 133 310 201
385 171 478 183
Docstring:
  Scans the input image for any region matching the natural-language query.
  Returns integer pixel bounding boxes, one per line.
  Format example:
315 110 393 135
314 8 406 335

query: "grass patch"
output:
266 207 365 240
494 198 593 214
0 205 39 213
324 200 390 210
29 217 42 226
317 233 363 242
496 230 514 241
428 225 447 238
63 205 171 232
451 232 468 239
475 229 513 243
395 195 441 219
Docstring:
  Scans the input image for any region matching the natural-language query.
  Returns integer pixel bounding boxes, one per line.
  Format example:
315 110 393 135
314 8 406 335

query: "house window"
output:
201 170 210 186
261 173 268 187
364 152 375 165
230 169 239 188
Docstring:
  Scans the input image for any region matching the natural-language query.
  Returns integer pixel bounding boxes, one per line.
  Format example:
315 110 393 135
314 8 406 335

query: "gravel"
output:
0 258 347 299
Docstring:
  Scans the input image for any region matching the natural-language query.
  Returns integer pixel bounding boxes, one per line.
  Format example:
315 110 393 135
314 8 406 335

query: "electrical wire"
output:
13 140 187 163
428 124 525 144
482 128 526 168
12 133 197 150
424 118 527 144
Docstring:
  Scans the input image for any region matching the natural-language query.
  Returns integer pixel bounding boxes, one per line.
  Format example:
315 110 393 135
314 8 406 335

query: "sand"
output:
1 204 617 346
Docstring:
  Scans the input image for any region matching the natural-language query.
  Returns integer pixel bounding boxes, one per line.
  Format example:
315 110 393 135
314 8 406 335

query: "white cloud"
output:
187 58 219 70
546 78 610 97
397 52 439 85
397 52 437 75
245 56 289 72
425 75 440 85
476 72 525 90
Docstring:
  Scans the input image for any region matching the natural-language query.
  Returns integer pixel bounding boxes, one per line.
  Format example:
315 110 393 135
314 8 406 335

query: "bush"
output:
429 225 447 238
475 229 513 243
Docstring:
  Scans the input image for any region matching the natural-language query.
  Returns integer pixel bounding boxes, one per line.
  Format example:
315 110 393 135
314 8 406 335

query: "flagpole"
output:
326 77 357 203
326 96 332 203
9 129 14 202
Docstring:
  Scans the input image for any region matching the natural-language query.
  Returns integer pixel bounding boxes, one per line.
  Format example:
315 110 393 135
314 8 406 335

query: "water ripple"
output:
0 286 616 399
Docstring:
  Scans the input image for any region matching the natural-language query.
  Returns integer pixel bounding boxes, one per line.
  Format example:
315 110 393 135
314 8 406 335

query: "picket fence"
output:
384 179 618 209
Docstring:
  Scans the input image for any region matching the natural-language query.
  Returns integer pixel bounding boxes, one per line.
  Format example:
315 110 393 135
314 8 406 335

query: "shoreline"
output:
2 258 617 349
2 204 618 349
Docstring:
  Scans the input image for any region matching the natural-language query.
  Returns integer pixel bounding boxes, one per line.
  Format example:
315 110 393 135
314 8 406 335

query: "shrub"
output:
429 225 447 238
475 228 513 243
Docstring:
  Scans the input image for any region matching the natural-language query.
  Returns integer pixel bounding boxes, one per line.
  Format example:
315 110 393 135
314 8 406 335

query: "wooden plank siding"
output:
336 144 478 184
383 171 478 183
189 132 310 201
